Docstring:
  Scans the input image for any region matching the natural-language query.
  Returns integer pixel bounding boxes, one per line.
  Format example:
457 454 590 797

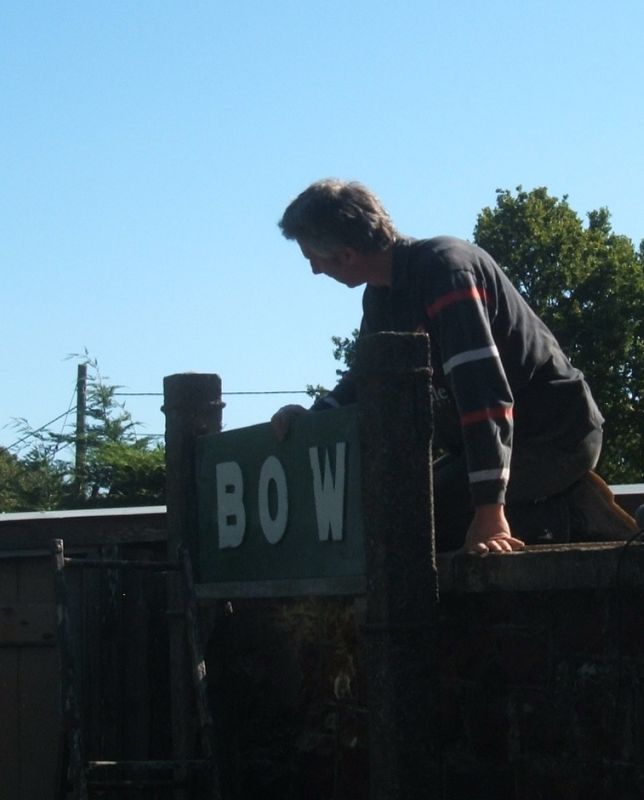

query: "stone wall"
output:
437 542 644 800
209 541 644 799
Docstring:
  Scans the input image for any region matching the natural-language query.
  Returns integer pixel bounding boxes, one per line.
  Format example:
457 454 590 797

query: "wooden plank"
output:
0 558 20 797
19 646 61 800
0 602 56 645
0 558 56 645
0 558 18 603
121 561 152 760
179 547 221 798
0 650 20 799
119 544 171 760
18 556 55 602
95 544 123 762
81 557 102 761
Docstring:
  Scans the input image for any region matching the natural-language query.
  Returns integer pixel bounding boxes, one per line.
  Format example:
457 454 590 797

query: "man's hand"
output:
271 404 308 441
463 503 525 556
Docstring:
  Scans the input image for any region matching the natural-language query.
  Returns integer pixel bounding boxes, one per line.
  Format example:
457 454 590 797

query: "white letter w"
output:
308 443 346 542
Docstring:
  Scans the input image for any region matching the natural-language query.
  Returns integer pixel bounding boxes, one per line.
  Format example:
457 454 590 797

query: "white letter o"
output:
258 456 288 544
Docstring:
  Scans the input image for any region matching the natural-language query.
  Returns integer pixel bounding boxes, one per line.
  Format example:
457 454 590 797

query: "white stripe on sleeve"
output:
443 345 500 376
468 467 510 484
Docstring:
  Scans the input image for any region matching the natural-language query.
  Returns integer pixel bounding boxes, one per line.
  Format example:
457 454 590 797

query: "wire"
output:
4 407 78 453
114 390 310 397
223 390 310 396
2 389 312 454
51 384 79 458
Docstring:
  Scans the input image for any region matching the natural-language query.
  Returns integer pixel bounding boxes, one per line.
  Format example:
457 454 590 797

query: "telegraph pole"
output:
75 363 87 500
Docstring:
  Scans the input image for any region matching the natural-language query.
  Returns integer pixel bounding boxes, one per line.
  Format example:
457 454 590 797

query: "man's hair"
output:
278 179 398 255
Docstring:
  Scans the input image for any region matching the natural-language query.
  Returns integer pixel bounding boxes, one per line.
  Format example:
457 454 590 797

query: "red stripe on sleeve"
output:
426 286 488 319
460 406 513 427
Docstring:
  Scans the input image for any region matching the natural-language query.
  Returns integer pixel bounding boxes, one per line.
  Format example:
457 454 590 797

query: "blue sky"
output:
1 0 642 453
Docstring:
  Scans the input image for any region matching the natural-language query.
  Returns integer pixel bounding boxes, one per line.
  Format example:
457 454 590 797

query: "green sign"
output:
196 406 364 590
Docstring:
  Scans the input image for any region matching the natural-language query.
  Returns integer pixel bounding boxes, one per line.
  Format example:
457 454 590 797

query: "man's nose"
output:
310 260 321 274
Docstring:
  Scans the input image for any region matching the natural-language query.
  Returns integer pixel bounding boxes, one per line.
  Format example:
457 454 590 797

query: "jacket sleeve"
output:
425 268 513 506
311 369 357 411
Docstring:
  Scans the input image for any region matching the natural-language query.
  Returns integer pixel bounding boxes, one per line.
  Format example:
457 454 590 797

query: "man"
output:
272 179 637 555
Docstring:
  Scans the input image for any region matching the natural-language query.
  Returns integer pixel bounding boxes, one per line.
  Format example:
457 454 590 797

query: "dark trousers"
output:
432 428 603 551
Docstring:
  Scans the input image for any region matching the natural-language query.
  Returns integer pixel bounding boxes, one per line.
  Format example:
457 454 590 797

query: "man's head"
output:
278 179 398 258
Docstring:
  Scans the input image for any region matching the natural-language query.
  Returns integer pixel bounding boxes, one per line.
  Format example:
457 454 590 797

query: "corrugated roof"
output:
0 506 167 524
611 484 644 495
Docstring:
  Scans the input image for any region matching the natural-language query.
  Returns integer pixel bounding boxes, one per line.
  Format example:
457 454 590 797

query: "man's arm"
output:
464 503 525 555
271 368 358 440
424 266 524 553
426 269 514 508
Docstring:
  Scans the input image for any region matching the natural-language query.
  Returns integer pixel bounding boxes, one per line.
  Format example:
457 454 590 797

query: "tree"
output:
1 355 165 512
306 330 360 400
0 446 66 511
62 355 165 507
474 187 644 482
84 439 165 507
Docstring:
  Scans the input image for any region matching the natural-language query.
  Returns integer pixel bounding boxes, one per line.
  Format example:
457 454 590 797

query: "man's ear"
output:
339 247 359 265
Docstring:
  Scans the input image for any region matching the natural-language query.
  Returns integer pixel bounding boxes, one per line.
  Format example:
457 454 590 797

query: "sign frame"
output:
195 405 365 599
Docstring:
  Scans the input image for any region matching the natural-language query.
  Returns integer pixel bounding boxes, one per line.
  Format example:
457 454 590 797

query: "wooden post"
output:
51 538 89 800
75 363 87 500
163 374 223 797
356 332 441 800
163 373 223 564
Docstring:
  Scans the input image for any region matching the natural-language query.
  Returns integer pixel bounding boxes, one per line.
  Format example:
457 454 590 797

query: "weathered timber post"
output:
356 332 441 800
74 362 87 500
163 373 223 796
163 373 223 562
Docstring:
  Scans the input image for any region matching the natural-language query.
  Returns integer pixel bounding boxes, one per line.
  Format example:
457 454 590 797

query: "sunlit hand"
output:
271 404 308 441
463 503 525 557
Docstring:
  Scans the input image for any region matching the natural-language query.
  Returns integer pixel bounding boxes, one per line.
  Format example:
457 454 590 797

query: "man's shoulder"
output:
409 236 483 260
401 236 490 278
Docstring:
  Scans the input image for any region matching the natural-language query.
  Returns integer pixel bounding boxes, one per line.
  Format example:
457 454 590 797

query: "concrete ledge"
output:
199 543 644 599
438 541 644 593
2 505 642 597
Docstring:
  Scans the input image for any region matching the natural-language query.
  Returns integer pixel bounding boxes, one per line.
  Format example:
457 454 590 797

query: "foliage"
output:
212 598 368 799
305 329 360 401
474 187 644 482
1 354 165 512
64 354 165 507
0 446 66 511
305 383 329 401
83 439 165 507
275 598 367 790
331 331 360 372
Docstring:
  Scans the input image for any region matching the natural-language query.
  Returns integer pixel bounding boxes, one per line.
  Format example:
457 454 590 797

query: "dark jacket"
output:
313 236 603 506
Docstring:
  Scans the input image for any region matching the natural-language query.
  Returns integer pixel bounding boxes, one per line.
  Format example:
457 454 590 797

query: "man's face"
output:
298 241 367 288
